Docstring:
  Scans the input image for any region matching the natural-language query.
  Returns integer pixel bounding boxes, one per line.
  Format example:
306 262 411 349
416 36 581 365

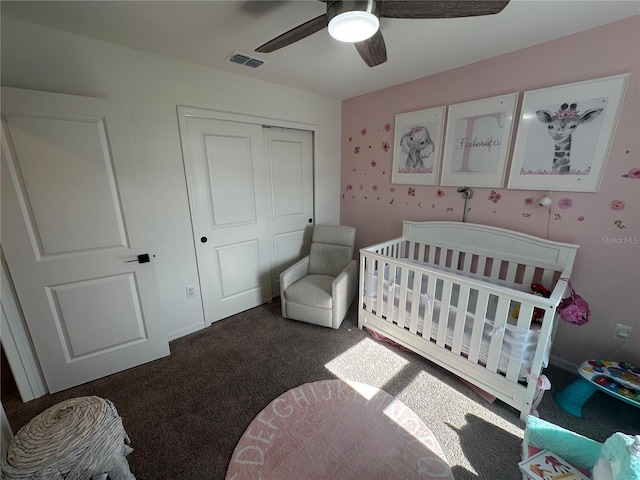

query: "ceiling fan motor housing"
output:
327 0 381 22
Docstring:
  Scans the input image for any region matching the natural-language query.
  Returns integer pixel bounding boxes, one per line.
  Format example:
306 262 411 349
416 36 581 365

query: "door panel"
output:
179 112 313 324
1 87 169 393
264 128 314 293
48 274 147 360
205 133 257 227
7 114 128 255
183 117 272 323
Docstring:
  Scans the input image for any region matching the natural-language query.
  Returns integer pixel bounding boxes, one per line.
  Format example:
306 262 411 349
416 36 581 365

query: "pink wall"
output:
341 16 640 366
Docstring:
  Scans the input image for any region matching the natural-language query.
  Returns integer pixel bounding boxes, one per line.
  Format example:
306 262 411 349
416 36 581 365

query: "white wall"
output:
1 18 342 339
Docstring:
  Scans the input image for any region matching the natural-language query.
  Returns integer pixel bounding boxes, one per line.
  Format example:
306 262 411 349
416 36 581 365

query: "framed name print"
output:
391 106 446 185
441 93 518 188
507 73 629 192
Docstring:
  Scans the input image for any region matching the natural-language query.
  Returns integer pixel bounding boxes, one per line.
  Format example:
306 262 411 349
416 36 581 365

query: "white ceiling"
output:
2 1 639 100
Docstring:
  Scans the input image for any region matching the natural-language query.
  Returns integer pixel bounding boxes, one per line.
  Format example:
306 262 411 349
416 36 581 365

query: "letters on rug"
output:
226 379 453 480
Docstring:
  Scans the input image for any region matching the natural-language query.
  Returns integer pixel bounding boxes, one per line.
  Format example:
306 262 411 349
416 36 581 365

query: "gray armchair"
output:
280 225 357 329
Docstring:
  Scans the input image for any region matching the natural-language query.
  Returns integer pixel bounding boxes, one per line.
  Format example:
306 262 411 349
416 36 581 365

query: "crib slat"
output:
467 290 489 364
476 256 487 277
522 265 536 287
417 243 425 264
451 284 470 355
450 250 460 270
515 304 535 330
397 267 409 328
485 296 511 373
409 271 422 334
436 279 453 347
461 253 472 274
428 245 436 265
505 304 536 382
490 258 501 279
364 256 376 314
407 241 416 261
541 268 555 290
376 260 387 316
423 275 436 339
385 263 397 322
505 261 518 284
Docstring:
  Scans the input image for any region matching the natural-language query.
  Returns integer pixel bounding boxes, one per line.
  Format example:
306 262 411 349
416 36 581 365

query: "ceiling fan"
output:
255 0 510 67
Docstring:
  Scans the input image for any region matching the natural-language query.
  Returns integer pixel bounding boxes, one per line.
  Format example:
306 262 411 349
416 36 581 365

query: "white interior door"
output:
263 127 314 294
182 116 273 323
1 87 169 393
179 111 313 324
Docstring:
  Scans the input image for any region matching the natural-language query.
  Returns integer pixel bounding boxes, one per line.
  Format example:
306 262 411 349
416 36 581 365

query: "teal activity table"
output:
555 360 640 418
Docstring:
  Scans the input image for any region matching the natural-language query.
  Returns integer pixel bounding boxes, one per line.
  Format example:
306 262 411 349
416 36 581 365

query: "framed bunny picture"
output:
391 106 446 185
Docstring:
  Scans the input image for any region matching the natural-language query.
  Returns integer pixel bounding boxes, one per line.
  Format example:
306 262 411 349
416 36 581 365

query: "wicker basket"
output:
1 396 135 480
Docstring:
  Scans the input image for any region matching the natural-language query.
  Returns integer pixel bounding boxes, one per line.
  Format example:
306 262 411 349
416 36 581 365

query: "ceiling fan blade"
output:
380 1 510 19
256 14 328 53
354 30 387 67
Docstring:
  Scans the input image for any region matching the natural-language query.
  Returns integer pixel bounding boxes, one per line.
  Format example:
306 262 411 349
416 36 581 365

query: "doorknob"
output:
124 254 151 264
200 236 208 243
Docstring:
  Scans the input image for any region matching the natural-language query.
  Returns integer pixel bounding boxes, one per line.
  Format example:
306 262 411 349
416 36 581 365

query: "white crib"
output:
358 221 579 420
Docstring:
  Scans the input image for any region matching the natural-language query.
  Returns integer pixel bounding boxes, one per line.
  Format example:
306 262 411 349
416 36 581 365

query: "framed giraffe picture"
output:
507 73 629 192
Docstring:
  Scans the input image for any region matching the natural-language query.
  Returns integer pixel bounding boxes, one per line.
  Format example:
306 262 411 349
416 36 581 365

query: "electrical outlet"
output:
186 284 197 298
611 323 633 342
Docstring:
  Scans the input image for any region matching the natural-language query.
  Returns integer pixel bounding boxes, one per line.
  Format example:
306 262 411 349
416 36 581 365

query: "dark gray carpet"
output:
3 301 639 479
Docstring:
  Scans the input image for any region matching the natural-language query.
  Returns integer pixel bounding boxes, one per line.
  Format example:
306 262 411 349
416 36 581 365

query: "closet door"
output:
182 116 273 323
263 127 314 295
179 111 314 324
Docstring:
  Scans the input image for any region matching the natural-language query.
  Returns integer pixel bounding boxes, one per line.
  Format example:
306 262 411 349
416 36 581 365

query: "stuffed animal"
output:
531 283 550 323
512 283 551 323
592 433 640 480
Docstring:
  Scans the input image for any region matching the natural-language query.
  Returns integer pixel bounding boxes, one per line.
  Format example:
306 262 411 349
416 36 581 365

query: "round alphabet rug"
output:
226 379 453 480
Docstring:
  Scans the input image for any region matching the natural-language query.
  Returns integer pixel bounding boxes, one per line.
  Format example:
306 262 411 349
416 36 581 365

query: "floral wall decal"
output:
622 167 640 178
557 197 573 209
488 191 502 203
610 200 625 211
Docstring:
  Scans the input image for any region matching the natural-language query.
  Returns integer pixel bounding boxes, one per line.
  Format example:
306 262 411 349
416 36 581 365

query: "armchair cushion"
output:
307 225 356 277
283 274 334 309
308 244 353 277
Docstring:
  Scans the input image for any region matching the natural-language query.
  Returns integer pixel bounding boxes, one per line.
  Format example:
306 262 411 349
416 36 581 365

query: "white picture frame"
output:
507 73 629 192
441 93 518 187
391 106 445 185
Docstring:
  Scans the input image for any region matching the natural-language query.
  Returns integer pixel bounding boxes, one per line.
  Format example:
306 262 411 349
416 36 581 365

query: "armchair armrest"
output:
332 259 358 328
280 256 310 296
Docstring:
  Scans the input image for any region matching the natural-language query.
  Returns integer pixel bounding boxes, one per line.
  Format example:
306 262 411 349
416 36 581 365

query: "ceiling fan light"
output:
328 11 379 43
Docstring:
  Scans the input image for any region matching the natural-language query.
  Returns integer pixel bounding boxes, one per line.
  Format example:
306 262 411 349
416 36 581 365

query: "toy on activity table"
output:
555 360 640 418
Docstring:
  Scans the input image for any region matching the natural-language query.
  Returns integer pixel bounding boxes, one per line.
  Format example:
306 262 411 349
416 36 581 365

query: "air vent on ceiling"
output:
226 51 266 69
